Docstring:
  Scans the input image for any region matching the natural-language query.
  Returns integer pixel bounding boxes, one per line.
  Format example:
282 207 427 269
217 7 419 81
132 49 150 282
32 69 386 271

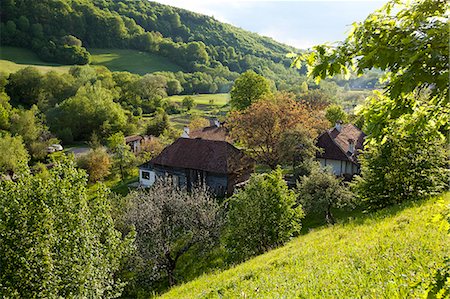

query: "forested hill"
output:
96 0 296 61
1 0 303 90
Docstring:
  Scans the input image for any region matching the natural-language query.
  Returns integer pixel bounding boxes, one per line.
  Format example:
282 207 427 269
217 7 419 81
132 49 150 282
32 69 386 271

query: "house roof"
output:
142 138 254 174
189 126 229 141
125 135 143 143
316 124 365 164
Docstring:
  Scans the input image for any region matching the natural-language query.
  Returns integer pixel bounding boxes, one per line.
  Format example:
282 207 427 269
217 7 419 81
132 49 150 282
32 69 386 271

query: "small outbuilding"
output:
139 138 254 196
316 122 365 178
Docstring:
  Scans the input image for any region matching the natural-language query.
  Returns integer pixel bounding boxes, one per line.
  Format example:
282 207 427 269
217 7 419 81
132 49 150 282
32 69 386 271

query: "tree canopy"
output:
230 70 272 110
0 159 134 297
293 0 449 207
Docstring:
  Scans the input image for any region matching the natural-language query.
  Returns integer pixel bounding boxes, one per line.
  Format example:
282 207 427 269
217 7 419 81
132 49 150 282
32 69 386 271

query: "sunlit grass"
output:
160 194 449 298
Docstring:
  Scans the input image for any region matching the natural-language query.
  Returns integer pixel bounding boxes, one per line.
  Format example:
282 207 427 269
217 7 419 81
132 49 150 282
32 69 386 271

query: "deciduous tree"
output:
230 70 271 110
325 104 348 125
124 180 222 287
297 163 353 224
77 147 112 182
227 92 327 169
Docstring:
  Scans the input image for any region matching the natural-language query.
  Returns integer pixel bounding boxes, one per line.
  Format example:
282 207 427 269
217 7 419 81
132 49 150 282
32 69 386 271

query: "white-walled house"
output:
138 138 254 196
316 123 365 178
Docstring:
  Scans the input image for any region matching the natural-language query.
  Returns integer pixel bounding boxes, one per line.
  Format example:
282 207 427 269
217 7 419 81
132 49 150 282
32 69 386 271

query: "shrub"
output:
225 168 303 260
297 163 353 224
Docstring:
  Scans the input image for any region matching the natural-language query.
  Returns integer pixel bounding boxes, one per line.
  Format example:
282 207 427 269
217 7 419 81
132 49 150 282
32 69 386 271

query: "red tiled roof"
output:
148 138 254 174
316 124 365 164
190 126 229 141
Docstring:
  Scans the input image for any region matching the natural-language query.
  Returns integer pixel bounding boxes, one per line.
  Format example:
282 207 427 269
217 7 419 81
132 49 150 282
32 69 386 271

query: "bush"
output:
297 163 353 224
354 110 449 209
76 147 111 182
225 168 303 260
146 110 170 137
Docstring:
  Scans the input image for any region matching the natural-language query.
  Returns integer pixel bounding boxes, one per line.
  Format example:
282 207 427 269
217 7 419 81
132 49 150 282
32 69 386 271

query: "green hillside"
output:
89 48 183 75
160 194 449 298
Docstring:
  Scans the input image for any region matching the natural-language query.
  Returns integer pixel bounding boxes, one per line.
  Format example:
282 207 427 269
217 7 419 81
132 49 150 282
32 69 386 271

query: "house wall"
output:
317 158 359 176
205 173 228 196
139 169 156 187
140 165 229 196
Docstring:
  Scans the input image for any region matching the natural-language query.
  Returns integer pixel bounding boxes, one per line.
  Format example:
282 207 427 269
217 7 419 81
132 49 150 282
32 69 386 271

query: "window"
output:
142 171 150 180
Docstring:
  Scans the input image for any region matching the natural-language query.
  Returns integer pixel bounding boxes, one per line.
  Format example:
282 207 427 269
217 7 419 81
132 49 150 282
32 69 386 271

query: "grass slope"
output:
0 46 71 74
89 48 183 75
160 194 449 298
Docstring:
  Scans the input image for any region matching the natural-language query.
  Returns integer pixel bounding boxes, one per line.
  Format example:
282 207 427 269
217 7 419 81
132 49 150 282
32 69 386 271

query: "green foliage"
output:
325 104 348 125
0 158 134 297
147 110 170 137
353 101 449 208
48 83 129 141
108 132 136 181
297 163 353 224
294 0 449 209
0 133 29 174
225 168 304 260
6 66 43 107
181 96 195 111
161 195 449 298
230 70 272 110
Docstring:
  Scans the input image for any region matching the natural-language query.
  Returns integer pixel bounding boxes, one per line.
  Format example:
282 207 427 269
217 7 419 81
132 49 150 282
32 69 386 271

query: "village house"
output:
125 135 153 153
139 138 254 196
316 122 365 179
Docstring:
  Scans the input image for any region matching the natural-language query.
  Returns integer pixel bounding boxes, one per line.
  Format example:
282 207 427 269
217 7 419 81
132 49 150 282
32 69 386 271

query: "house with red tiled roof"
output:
181 119 230 142
316 122 365 178
138 138 254 196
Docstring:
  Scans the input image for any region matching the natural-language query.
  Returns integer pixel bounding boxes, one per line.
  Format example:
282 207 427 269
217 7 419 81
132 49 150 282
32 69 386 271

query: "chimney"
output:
181 126 190 138
348 138 355 154
335 121 342 132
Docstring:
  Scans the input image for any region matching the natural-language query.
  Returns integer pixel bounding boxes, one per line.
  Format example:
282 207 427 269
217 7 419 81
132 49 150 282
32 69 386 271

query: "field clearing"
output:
89 48 182 75
0 47 71 74
0 47 183 75
160 194 449 298
165 93 230 106
165 94 230 129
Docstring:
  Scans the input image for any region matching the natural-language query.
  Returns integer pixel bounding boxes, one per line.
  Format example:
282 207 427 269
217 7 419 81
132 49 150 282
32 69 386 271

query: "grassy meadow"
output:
89 48 183 75
165 93 230 129
0 46 183 75
0 46 71 74
160 194 449 298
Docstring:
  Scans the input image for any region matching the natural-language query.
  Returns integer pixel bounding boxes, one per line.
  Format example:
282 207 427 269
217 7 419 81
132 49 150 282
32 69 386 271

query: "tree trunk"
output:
325 205 335 225
166 253 177 287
